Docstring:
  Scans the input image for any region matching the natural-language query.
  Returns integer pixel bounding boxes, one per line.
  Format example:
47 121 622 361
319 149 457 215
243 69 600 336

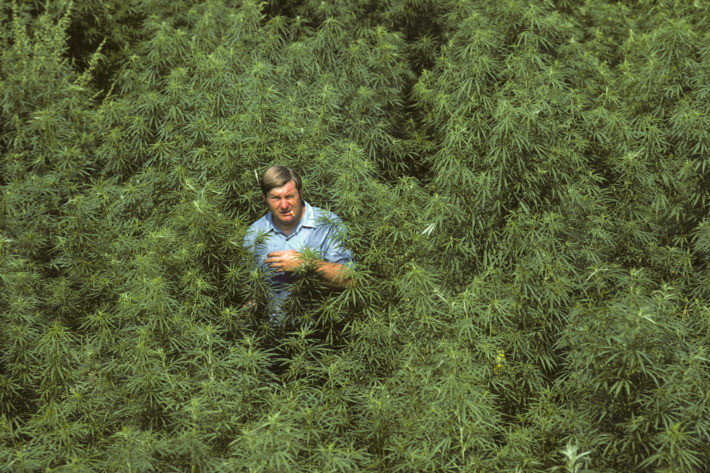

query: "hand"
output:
264 250 302 273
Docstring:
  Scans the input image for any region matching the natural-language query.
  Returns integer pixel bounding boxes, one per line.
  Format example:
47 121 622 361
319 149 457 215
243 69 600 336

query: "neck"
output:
278 219 297 236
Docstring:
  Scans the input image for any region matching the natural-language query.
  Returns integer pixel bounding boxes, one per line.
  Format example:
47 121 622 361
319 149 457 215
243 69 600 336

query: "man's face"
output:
264 180 303 230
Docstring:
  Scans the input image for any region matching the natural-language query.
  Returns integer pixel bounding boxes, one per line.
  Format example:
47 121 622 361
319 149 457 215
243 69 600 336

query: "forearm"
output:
265 250 354 288
315 260 354 288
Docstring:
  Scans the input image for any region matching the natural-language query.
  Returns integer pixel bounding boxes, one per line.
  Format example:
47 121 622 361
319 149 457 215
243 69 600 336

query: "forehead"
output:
267 180 298 197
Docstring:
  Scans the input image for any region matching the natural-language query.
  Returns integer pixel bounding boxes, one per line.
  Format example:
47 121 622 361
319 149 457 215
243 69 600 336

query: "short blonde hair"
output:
260 165 302 196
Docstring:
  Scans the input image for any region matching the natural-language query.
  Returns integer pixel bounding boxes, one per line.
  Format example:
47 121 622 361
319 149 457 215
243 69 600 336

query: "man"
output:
243 165 354 318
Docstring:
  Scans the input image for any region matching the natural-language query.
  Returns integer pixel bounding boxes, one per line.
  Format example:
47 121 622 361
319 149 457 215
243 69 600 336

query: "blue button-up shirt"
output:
243 201 353 311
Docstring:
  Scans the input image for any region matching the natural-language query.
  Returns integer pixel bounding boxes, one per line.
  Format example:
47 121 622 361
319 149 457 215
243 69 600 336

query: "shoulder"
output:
243 213 273 245
306 203 345 229
306 204 353 261
306 204 350 251
248 213 272 231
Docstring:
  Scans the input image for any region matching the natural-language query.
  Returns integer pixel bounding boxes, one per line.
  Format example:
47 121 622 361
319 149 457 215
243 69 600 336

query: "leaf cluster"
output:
2 0 710 472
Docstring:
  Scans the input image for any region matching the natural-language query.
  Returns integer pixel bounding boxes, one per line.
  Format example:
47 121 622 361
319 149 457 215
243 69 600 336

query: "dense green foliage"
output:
1 0 709 471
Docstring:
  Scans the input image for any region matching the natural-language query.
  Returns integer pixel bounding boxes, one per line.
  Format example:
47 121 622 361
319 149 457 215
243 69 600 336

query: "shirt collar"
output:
300 201 316 228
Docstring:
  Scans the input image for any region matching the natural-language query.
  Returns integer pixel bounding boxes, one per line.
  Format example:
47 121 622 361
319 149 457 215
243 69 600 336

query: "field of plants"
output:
1 0 709 471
